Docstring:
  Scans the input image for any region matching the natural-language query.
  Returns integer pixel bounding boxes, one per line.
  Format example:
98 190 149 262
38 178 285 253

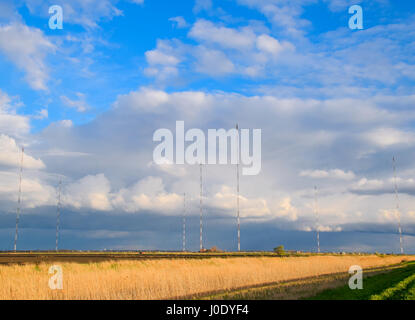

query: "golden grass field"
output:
0 255 414 300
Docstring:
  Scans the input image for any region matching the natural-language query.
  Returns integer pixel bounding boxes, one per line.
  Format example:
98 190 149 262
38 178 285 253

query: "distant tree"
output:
274 245 285 255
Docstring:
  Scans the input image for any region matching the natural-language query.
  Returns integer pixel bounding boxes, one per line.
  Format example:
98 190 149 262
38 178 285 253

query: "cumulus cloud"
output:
0 171 55 209
0 135 45 169
275 197 299 221
210 185 271 218
3 86 415 237
64 174 112 211
256 34 294 55
189 20 256 50
112 176 182 214
144 40 182 81
63 175 182 214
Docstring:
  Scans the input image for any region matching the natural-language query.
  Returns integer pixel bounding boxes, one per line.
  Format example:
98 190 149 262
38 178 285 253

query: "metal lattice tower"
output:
14 147 24 252
236 124 240 252
314 186 320 253
393 157 404 254
199 164 203 251
183 193 186 252
55 179 62 251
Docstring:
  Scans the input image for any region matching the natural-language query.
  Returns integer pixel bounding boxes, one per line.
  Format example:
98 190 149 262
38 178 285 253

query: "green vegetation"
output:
273 245 285 255
309 262 415 300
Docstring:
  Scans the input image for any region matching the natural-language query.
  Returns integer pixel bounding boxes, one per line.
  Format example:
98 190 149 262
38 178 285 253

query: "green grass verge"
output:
308 262 415 300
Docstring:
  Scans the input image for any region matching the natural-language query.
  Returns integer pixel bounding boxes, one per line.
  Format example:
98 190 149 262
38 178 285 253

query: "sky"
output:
0 0 415 253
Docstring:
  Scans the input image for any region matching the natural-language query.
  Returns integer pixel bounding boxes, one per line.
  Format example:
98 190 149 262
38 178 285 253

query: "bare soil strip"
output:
0 252 286 265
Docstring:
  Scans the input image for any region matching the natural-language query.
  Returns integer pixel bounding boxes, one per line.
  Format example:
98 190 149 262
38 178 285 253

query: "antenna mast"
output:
55 178 62 251
199 164 203 251
393 157 404 254
236 124 240 252
183 193 186 252
314 186 320 253
14 147 24 252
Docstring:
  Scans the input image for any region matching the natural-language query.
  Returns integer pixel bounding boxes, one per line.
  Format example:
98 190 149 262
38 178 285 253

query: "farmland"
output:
0 252 413 300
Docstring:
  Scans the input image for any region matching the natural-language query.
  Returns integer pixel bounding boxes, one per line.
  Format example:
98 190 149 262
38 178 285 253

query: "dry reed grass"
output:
0 255 413 300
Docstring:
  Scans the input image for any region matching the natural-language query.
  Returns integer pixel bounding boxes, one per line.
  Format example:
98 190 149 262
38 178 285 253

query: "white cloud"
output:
275 197 298 221
147 161 187 177
147 20 295 79
256 34 294 55
0 23 55 90
169 16 188 28
144 40 181 81
300 169 356 180
1 86 414 232
64 174 112 211
0 135 45 169
364 128 415 148
0 171 55 209
237 0 312 38
210 185 271 218
350 177 415 196
113 87 170 112
194 47 235 76
189 19 256 50
146 48 180 66
112 176 182 214
0 90 29 137
193 0 212 13
59 120 74 128
60 93 90 112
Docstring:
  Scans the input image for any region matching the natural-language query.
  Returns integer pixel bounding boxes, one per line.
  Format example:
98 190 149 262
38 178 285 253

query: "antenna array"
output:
236 124 240 252
314 186 320 253
14 147 24 252
393 157 404 254
199 164 203 251
183 192 186 252
55 179 62 251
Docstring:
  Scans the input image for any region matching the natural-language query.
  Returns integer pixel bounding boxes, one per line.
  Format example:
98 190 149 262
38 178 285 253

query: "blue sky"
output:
0 0 415 252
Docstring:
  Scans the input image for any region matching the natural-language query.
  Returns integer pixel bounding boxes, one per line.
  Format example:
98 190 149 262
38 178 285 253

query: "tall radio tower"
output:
55 179 62 251
199 163 203 251
236 124 240 252
182 193 186 252
393 157 404 254
14 147 24 252
314 186 320 253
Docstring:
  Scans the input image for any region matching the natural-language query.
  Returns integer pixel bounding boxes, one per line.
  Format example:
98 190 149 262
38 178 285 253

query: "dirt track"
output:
0 252 284 264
